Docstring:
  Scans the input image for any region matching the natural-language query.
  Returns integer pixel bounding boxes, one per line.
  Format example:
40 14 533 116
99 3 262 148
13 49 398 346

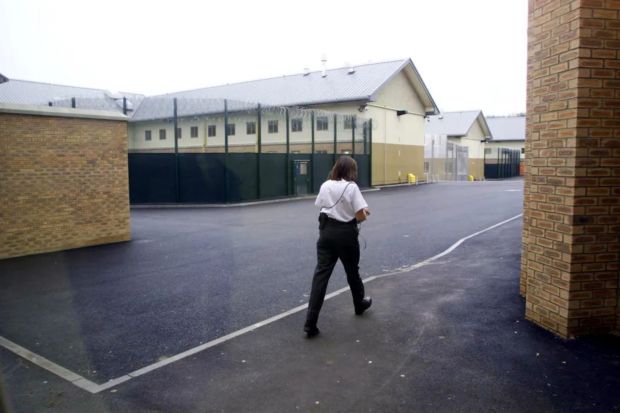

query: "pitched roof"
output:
0 77 144 113
130 59 438 121
486 116 526 141
0 58 439 122
425 110 492 138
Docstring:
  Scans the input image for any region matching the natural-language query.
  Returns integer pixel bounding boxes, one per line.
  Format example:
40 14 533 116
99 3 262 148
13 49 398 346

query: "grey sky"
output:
0 0 527 116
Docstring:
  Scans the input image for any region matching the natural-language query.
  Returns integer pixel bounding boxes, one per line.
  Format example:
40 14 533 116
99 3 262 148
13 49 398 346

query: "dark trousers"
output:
305 219 365 328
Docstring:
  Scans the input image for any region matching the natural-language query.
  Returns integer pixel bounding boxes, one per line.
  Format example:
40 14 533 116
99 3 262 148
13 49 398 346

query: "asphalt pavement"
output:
2 179 619 412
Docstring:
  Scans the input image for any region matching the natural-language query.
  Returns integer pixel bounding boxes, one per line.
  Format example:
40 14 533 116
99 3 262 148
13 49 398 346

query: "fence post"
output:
311 111 315 193
173 98 180 203
286 108 290 196
333 114 337 166
498 149 502 179
352 115 356 157
224 99 229 203
363 121 367 155
257 104 261 200
369 119 373 187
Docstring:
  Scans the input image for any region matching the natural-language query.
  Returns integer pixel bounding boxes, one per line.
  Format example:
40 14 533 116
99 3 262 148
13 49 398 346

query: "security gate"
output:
456 145 469 181
293 159 311 196
445 142 469 181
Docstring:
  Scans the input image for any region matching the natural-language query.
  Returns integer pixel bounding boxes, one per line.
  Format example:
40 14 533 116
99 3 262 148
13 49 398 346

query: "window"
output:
246 122 256 135
191 126 198 138
208 125 216 137
176 128 182 139
145 130 152 141
159 129 166 140
316 116 328 131
424 161 430 173
226 123 236 136
268 120 278 133
484 148 492 155
344 115 354 130
291 118 302 132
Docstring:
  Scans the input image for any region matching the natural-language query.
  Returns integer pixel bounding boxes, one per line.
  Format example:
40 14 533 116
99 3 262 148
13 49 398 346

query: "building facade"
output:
0 59 440 187
126 59 439 186
486 115 526 159
425 110 492 180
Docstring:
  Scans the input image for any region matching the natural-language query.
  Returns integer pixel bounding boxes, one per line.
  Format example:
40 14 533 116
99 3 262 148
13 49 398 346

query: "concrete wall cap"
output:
0 102 128 121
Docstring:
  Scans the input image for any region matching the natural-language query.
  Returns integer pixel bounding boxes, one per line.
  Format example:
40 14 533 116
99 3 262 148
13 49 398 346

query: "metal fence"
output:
484 147 521 179
424 134 469 181
127 98 371 203
44 96 372 203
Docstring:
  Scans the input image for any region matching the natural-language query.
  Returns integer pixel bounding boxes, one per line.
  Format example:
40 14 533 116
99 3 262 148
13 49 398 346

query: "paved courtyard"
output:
1 179 619 412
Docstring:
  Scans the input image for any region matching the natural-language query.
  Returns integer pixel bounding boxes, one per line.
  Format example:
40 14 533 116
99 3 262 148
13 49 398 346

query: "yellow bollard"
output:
468 175 474 181
407 173 416 184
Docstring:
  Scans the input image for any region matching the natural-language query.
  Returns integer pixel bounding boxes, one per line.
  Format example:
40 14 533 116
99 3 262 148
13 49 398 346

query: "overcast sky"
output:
0 0 528 116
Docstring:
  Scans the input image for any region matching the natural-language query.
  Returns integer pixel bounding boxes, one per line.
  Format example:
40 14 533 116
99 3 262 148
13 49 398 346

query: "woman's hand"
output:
355 208 370 222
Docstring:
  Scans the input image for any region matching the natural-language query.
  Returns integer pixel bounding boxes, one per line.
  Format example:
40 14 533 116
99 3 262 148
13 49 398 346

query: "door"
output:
293 159 311 196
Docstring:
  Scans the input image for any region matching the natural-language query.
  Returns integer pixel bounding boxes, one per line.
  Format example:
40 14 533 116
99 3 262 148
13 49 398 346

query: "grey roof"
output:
486 116 526 141
131 59 439 121
0 59 439 122
0 77 144 113
425 110 492 138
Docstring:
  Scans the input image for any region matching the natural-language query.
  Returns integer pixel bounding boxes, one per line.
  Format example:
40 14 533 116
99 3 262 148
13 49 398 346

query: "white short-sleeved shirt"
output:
315 179 368 222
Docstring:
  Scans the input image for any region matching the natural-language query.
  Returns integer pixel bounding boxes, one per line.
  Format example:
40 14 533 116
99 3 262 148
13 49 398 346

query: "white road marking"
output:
0 213 523 394
0 336 100 393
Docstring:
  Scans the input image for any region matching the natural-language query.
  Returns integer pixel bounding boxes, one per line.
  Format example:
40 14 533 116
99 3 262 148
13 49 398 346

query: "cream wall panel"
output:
463 120 486 159
131 118 205 151
486 141 525 158
447 125 486 161
129 112 359 151
374 71 426 116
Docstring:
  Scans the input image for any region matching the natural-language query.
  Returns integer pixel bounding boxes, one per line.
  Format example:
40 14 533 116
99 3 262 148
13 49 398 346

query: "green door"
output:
293 159 311 196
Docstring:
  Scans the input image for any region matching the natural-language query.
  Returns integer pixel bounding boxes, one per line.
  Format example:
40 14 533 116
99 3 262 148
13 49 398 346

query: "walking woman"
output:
304 156 372 338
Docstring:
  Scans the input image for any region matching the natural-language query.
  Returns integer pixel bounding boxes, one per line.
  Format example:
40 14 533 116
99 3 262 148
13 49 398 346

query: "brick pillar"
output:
522 0 620 338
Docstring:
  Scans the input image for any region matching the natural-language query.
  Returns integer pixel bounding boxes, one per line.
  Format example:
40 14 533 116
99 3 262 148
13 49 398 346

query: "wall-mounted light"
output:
396 110 407 116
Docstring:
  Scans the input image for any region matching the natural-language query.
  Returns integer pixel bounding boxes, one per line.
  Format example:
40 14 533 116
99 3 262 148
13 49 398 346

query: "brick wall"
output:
0 106 131 259
522 0 620 338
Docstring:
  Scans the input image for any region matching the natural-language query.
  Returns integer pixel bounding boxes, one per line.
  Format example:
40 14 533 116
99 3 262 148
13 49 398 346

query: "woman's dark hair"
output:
328 156 358 181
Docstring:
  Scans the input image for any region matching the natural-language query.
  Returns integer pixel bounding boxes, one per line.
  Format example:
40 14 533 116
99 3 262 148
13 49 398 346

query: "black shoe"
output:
304 325 320 338
355 297 372 315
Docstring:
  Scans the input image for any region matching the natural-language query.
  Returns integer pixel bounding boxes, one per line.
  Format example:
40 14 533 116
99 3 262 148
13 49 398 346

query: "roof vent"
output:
303 67 310 76
321 55 327 78
348 66 356 74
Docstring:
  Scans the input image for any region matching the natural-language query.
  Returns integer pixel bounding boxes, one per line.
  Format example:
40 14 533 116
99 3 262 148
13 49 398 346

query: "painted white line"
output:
0 336 100 393
0 213 523 394
125 302 309 380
